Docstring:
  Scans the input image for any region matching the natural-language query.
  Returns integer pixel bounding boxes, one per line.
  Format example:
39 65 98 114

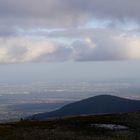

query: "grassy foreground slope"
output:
0 111 140 140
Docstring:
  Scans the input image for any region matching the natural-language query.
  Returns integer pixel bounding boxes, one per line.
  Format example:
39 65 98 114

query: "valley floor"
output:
0 112 140 140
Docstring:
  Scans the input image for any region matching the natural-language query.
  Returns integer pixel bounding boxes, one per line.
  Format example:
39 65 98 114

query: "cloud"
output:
57 29 140 61
0 28 140 63
0 0 140 63
0 26 17 37
45 28 140 61
0 0 140 28
71 35 140 61
0 37 56 63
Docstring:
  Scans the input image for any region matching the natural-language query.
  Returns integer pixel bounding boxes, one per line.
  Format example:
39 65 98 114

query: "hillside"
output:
31 95 140 120
0 112 140 140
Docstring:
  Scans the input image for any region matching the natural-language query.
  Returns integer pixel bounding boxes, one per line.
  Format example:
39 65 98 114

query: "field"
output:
0 112 140 140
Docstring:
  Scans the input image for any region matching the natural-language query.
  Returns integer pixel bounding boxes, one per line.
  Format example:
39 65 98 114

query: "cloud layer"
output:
0 0 140 63
0 0 140 27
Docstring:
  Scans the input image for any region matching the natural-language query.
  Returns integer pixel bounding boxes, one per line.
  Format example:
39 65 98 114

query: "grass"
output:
0 112 140 140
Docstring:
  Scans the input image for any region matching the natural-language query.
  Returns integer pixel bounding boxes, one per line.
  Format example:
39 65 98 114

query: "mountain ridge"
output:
30 94 140 120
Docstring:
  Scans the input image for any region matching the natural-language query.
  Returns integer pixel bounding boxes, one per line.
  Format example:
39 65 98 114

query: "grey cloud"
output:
72 40 127 61
0 0 140 28
39 46 73 62
47 29 140 61
0 0 140 63
47 28 119 39
71 36 140 61
44 29 140 61
0 26 17 37
0 28 140 63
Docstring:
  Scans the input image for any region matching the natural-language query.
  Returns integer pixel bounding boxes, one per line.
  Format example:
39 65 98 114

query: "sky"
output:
0 0 140 84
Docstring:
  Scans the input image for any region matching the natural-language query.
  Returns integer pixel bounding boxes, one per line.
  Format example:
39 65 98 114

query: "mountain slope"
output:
1 112 140 140
30 95 140 120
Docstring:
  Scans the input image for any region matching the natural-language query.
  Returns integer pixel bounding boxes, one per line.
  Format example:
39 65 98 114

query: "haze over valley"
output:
0 80 140 122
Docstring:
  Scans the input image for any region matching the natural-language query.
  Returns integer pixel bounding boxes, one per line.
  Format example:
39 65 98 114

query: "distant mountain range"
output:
29 95 140 120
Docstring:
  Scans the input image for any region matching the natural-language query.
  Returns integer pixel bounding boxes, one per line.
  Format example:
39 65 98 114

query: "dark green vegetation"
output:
31 95 140 120
0 112 140 140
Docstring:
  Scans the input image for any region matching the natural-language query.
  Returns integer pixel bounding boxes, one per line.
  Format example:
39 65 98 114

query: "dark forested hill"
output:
30 95 140 120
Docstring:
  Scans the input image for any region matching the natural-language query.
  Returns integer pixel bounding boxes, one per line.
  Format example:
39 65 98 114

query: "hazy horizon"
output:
0 60 140 84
